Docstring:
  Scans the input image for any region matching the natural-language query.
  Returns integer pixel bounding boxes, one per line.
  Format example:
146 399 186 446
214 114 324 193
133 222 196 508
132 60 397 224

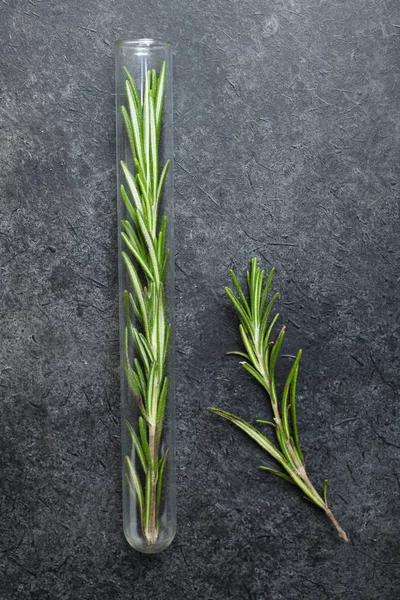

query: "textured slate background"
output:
1 0 399 598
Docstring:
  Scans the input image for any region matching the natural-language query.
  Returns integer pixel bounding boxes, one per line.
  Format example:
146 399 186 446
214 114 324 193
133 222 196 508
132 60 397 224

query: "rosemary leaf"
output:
259 466 293 484
157 449 169 516
125 456 145 518
157 159 170 202
126 420 148 474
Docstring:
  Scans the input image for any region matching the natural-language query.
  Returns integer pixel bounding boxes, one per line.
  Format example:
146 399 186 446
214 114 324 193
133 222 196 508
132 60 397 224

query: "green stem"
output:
145 426 159 544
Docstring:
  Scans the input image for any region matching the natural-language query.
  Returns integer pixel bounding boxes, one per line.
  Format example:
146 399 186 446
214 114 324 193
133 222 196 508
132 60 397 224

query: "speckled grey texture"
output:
0 0 399 598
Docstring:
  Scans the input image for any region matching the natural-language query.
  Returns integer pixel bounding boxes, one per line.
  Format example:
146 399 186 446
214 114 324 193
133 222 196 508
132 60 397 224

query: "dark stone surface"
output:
1 0 399 598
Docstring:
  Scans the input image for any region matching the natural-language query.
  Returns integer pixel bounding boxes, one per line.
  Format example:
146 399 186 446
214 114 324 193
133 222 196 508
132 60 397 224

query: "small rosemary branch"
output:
209 258 348 542
120 62 171 546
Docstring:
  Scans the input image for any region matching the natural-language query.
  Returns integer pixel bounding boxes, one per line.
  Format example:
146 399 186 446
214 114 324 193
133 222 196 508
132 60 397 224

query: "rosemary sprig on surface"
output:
209 258 348 542
120 61 171 546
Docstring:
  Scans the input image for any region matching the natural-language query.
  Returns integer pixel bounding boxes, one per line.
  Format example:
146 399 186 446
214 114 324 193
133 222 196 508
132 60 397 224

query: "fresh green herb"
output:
209 258 348 542
120 62 171 546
